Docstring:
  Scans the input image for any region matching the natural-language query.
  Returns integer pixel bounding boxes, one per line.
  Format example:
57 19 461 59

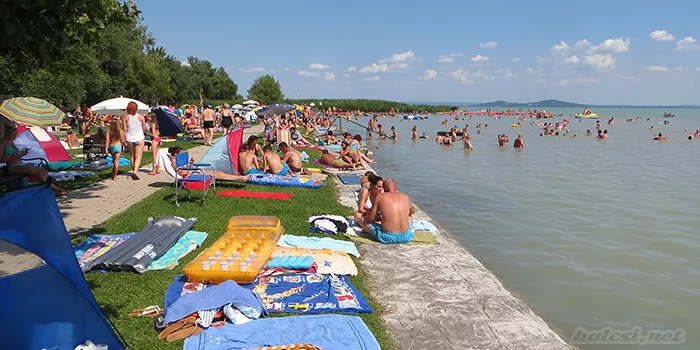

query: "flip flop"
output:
158 314 199 341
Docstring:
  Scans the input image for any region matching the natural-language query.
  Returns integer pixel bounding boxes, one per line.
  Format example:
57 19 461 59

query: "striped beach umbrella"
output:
0 97 66 127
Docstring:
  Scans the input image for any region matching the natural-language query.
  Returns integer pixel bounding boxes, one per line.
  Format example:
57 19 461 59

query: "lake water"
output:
339 108 700 349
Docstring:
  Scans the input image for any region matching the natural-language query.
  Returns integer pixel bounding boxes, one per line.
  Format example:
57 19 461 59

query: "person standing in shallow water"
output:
391 126 398 140
412 126 418 140
514 133 524 148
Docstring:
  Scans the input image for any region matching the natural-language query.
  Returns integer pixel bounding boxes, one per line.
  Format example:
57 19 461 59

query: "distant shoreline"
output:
405 100 700 109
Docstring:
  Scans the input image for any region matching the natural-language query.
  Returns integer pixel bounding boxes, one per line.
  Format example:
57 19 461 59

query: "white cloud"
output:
494 69 518 79
674 66 683 71
675 37 698 51
380 50 415 63
525 67 539 75
650 30 675 41
309 63 329 70
298 70 319 77
480 41 498 48
347 66 358 72
391 63 410 70
238 67 264 72
471 70 494 80
549 41 569 56
584 54 615 69
588 38 630 54
470 55 488 64
324 72 336 81
438 55 455 63
451 69 470 84
512 57 520 62
181 61 191 67
647 65 669 72
363 76 381 82
419 69 438 80
283 68 291 72
575 39 591 50
341 73 350 78
565 55 580 64
535 56 546 64
359 63 389 73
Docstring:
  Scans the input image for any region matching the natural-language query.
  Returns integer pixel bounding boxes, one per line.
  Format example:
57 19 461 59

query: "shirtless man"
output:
238 143 262 175
360 178 415 244
368 115 378 139
262 145 289 176
201 105 216 146
412 126 418 140
514 133 525 148
319 149 353 169
278 142 305 174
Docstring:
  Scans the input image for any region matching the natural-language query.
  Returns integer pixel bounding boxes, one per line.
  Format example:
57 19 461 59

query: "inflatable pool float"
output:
403 115 421 120
574 113 599 119
247 174 323 189
511 124 521 128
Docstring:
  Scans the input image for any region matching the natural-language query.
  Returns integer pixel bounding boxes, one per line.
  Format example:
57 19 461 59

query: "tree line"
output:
285 99 458 113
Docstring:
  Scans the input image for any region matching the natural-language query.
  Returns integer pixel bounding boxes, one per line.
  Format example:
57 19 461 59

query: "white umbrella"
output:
243 100 259 105
91 97 149 115
231 104 244 109
309 103 316 106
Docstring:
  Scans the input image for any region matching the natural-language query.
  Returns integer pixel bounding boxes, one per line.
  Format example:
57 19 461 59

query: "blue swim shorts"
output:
244 168 264 175
276 162 289 176
369 223 414 244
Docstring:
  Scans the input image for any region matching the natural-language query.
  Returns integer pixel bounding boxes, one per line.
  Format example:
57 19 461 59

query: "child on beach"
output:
105 118 125 180
148 114 161 175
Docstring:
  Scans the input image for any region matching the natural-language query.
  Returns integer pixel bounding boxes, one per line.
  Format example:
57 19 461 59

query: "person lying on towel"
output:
262 145 289 176
359 178 415 244
278 142 306 175
238 143 263 175
163 146 251 182
319 149 355 169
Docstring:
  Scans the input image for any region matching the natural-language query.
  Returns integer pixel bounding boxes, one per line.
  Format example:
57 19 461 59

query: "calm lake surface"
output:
340 107 700 349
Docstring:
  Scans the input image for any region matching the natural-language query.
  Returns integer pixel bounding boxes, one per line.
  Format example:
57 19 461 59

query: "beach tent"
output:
198 126 244 175
14 124 70 163
152 107 184 136
0 187 124 349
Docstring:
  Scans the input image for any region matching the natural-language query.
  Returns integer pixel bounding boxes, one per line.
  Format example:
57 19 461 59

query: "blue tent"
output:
153 106 184 136
0 187 124 350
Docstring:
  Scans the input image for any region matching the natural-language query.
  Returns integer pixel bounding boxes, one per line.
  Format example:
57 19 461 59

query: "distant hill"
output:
472 99 587 108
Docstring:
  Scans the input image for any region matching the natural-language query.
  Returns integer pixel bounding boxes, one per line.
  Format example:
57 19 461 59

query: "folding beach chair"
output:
173 151 216 206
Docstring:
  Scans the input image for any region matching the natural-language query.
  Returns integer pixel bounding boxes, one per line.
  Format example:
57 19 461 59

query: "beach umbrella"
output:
232 104 244 109
152 107 184 136
309 103 316 107
0 97 66 127
91 97 149 115
256 103 296 116
243 100 259 105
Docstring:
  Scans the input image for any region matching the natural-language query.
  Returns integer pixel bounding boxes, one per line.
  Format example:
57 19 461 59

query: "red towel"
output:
216 190 294 200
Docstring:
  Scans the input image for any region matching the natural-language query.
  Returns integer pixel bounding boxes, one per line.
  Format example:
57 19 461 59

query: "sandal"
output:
132 173 140 180
129 305 162 318
158 314 202 342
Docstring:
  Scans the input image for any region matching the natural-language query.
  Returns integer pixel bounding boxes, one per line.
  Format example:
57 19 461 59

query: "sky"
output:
136 0 700 105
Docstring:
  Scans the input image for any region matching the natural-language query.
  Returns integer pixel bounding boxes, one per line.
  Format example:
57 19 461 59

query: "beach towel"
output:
73 233 135 270
278 234 360 257
338 174 361 185
350 230 439 245
270 247 357 275
216 190 294 200
183 315 380 350
106 156 130 167
312 159 332 169
413 220 438 233
244 274 372 314
164 278 266 324
148 230 208 270
49 171 94 181
47 160 83 171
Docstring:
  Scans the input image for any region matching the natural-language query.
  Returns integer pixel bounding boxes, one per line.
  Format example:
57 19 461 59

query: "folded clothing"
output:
277 234 360 257
271 247 357 275
184 315 379 350
308 215 350 235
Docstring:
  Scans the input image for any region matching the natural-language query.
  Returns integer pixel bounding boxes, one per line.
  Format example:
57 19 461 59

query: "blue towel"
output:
278 234 360 257
183 315 380 350
164 278 266 324
413 220 438 232
266 256 314 269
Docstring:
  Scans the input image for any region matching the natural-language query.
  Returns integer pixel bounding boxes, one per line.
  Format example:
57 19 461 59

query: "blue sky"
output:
136 0 700 105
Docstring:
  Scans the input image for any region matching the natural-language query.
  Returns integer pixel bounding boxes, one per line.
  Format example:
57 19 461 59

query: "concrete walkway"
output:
0 125 263 276
331 166 575 350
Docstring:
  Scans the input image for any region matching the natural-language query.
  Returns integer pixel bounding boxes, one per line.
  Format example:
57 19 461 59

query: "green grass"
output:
59 140 200 190
77 152 395 350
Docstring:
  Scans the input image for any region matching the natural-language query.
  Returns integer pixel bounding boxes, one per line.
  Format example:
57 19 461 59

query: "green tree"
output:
247 75 284 105
209 68 238 100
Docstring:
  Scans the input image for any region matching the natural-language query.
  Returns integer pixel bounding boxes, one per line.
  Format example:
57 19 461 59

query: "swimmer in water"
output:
653 133 668 140
596 130 604 139
573 133 578 138
595 121 602 129
586 129 592 136
463 134 474 151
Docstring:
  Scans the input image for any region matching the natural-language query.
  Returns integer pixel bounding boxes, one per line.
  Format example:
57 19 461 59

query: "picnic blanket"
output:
350 230 439 245
73 233 135 270
148 230 208 270
216 190 294 200
270 247 357 275
183 315 379 350
277 234 360 257
244 274 372 314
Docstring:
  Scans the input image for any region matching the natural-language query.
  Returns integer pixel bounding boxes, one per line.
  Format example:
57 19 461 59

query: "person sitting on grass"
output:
0 126 69 196
290 126 312 147
278 142 306 174
359 178 415 244
262 145 289 176
319 149 354 169
163 146 251 182
238 143 262 175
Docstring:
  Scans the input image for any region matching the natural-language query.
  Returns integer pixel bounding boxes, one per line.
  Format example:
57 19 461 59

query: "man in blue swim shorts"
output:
360 178 415 244
238 143 264 175
262 145 289 176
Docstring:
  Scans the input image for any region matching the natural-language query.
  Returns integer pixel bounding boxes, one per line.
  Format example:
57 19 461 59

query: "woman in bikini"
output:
122 101 147 180
148 113 161 175
0 126 69 195
353 174 384 228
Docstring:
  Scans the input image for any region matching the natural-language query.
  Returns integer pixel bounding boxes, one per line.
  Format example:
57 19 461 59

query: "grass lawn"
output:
76 148 395 350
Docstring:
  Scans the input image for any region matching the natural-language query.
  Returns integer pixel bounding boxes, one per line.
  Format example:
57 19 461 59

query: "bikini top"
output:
3 143 18 156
